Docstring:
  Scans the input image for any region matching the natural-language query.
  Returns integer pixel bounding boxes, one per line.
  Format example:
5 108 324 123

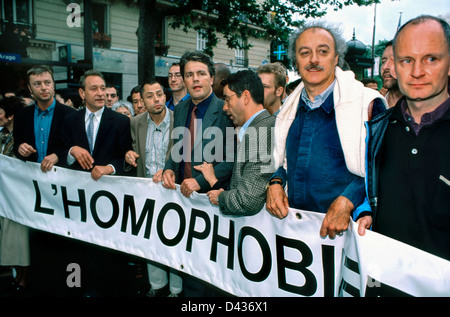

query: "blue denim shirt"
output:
34 100 56 163
272 90 366 213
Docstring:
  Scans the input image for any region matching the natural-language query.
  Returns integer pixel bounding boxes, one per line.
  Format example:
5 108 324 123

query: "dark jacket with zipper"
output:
364 86 450 261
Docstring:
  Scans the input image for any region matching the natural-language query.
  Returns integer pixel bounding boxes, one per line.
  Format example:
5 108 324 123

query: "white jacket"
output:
273 67 388 178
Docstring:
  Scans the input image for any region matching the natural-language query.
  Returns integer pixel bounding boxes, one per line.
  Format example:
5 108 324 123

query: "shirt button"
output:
411 148 418 155
405 126 410 132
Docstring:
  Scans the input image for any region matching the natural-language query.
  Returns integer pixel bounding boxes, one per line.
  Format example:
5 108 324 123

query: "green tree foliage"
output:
135 0 378 82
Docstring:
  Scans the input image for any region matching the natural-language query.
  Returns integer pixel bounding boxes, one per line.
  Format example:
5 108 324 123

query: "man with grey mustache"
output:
266 21 388 238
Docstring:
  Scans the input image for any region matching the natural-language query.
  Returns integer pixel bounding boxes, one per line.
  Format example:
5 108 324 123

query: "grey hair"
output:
112 100 135 116
289 20 348 70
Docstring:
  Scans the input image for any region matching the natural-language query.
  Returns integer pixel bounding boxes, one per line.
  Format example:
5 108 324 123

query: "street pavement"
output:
0 267 22 297
0 263 149 297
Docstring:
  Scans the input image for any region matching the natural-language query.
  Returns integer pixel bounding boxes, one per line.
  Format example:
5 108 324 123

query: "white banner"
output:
1 155 450 297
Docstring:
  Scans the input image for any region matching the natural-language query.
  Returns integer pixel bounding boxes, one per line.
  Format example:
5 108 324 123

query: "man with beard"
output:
125 80 182 297
266 21 388 238
380 40 403 107
126 80 173 179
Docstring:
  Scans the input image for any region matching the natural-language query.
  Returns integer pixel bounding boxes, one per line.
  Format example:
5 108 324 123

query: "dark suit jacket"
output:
13 101 76 162
61 106 132 175
219 110 276 216
164 93 235 192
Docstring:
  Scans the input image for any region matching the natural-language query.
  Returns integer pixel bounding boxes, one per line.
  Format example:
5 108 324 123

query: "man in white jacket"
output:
266 21 387 238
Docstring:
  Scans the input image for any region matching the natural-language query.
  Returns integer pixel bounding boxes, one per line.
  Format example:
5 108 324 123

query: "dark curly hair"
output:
0 96 25 118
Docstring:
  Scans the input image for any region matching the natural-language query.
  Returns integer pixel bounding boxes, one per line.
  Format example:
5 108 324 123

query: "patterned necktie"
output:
184 105 197 179
87 113 95 154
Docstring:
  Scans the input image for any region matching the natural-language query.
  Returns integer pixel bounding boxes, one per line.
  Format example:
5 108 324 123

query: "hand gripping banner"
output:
1 155 450 297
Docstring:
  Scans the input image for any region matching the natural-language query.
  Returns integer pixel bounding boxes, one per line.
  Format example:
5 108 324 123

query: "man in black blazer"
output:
12 65 76 296
161 51 235 198
14 65 76 169
61 70 132 180
60 70 132 296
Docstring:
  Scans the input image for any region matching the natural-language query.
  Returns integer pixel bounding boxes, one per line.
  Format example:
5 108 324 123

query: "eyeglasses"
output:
223 93 239 104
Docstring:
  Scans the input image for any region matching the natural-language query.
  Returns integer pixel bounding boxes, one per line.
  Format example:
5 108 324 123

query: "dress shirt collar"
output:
190 91 214 117
399 92 450 135
300 79 336 111
34 99 56 115
85 106 104 121
147 108 171 128
238 109 265 142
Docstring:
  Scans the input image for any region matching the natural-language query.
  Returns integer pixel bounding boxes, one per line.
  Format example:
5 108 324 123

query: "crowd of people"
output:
0 14 449 297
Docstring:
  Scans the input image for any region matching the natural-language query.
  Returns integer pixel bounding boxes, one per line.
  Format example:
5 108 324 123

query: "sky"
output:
309 0 450 46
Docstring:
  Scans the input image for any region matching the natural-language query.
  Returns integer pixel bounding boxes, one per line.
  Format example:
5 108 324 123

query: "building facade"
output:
0 0 272 102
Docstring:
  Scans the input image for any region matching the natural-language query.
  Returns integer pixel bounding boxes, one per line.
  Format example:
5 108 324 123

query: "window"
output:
155 17 167 45
2 0 31 24
92 2 109 35
235 38 246 66
1 0 34 36
196 29 206 51
92 3 110 48
155 18 169 56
